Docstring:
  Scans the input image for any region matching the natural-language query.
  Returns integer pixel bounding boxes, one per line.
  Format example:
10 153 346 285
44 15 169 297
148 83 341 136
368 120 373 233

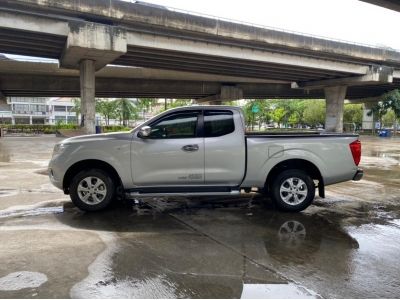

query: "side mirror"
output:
138 126 151 138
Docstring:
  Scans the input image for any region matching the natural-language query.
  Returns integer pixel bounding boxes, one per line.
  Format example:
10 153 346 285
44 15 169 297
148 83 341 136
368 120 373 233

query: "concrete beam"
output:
197 86 243 104
0 73 397 100
126 31 370 75
0 10 68 36
293 66 393 90
345 96 380 104
61 21 127 70
325 86 347 133
0 60 284 84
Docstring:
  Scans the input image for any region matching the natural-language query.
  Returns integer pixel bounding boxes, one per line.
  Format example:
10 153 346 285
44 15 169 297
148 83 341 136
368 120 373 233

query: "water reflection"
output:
54 199 358 298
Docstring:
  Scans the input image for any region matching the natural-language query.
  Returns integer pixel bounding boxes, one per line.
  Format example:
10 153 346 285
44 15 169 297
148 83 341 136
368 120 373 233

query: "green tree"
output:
243 100 271 130
303 100 326 128
381 89 400 135
96 100 118 125
116 98 137 126
271 107 287 128
382 109 396 126
167 99 193 110
344 104 363 127
71 98 81 125
367 102 388 131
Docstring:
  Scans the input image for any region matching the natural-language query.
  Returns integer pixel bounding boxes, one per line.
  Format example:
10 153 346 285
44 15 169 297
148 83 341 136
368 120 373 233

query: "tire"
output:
270 169 315 212
69 168 115 212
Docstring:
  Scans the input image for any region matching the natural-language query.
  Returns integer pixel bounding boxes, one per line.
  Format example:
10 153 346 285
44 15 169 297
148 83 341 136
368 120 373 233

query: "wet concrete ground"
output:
0 135 399 298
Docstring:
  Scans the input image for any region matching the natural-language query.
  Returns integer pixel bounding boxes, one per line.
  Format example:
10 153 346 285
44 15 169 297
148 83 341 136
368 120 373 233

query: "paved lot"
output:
0 135 399 298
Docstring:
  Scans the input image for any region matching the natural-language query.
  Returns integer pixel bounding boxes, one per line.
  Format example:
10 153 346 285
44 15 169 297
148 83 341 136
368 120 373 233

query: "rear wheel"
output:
69 169 115 211
270 169 315 212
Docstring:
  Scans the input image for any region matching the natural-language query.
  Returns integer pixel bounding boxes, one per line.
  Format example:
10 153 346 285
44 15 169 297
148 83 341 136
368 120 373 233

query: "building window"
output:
13 104 29 114
54 106 66 112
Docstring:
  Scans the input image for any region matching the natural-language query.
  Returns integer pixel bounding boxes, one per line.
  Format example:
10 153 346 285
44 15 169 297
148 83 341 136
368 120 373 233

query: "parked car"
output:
48 106 363 212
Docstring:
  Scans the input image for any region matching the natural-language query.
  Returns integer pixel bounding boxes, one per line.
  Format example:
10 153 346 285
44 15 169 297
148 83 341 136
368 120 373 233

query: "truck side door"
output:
204 110 246 186
131 111 204 186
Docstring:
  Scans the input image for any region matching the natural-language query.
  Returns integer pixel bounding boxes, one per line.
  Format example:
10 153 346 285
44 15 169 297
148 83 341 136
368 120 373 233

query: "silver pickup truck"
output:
48 106 363 212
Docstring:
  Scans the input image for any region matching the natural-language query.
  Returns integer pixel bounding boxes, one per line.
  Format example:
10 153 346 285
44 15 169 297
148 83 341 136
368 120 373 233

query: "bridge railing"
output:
129 1 399 52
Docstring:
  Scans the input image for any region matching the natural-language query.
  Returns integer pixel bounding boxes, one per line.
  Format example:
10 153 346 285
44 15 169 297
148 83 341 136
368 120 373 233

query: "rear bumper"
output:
353 168 364 181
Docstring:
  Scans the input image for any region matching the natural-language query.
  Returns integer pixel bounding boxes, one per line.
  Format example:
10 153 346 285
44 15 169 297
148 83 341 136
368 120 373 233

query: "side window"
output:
204 111 235 137
148 112 198 139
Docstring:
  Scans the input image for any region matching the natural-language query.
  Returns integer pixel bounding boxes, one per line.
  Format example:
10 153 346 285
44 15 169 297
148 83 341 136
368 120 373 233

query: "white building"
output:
0 97 79 125
47 98 77 125
8 97 48 124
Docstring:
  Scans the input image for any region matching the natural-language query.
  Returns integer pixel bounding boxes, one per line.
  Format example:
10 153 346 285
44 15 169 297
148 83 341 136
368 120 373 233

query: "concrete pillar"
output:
362 102 374 130
324 86 347 133
80 59 96 134
29 115 32 125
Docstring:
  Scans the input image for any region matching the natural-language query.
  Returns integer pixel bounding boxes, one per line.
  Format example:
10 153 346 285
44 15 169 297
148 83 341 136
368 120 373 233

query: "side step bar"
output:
125 186 241 198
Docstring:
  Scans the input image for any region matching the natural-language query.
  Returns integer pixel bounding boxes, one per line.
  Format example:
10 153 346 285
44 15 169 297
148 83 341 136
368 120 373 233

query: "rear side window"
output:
204 111 235 137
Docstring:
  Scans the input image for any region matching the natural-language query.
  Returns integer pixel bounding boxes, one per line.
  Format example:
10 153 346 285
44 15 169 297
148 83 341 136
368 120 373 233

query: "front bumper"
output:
353 168 364 181
48 156 64 190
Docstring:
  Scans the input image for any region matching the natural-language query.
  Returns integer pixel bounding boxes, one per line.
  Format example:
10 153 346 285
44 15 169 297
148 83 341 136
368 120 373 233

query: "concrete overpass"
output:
361 0 400 12
1 0 400 133
0 60 399 100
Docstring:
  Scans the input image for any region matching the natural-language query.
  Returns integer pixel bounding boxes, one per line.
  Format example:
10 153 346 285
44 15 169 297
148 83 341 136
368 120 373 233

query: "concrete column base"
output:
324 86 347 133
80 59 96 134
362 102 374 130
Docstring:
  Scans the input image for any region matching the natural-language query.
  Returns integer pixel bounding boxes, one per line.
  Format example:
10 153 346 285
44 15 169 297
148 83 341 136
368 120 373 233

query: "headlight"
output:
52 143 69 156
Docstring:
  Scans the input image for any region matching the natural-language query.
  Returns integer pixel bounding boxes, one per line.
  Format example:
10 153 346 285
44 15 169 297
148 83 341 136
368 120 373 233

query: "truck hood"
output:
61 131 132 145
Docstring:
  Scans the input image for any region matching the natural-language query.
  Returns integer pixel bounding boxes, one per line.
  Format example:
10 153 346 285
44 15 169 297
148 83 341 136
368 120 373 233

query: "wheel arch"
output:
265 159 324 196
62 159 123 194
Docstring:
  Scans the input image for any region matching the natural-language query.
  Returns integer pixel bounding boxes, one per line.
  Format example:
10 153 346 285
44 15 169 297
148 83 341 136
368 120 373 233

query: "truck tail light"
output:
349 140 361 166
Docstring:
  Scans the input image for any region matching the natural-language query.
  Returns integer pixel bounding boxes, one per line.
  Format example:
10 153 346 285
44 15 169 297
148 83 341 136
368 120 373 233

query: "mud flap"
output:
318 182 325 198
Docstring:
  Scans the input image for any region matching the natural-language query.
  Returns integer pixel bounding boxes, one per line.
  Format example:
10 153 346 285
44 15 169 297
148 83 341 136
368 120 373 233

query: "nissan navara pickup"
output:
49 106 363 212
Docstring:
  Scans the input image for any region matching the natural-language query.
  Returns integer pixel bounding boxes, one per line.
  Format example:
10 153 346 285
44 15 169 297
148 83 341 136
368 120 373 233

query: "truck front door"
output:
131 111 204 186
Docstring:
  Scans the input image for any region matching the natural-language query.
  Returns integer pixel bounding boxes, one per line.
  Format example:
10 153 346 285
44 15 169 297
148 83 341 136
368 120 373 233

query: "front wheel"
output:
270 169 315 212
69 169 115 211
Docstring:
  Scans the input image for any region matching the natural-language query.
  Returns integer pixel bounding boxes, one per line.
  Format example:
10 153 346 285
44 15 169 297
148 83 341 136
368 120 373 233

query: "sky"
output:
137 0 400 50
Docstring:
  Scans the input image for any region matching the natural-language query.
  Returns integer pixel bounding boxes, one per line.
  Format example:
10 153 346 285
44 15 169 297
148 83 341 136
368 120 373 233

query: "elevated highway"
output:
0 0 400 132
0 60 398 99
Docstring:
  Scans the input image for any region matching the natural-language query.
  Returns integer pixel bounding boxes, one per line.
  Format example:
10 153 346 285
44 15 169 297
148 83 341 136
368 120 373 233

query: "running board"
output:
125 187 240 198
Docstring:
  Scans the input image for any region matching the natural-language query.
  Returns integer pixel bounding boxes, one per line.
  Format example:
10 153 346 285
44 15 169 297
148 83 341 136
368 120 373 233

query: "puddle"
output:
0 189 19 198
241 283 318 299
361 156 399 169
0 272 47 291
0 201 66 219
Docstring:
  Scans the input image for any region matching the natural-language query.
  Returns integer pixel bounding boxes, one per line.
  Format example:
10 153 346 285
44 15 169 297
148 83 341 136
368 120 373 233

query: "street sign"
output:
252 104 260 113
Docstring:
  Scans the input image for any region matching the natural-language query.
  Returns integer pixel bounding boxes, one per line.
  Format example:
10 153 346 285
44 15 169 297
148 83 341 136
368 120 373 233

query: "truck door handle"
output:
182 144 199 152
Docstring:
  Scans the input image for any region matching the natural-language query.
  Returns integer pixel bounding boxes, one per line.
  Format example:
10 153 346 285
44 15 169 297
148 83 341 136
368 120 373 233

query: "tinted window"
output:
148 112 198 139
204 111 235 137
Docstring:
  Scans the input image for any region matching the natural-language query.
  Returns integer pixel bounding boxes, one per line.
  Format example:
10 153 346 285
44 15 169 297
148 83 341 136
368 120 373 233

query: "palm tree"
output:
116 98 137 127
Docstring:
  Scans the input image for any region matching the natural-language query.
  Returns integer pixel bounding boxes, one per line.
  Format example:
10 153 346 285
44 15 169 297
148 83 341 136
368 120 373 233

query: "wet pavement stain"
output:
0 136 400 298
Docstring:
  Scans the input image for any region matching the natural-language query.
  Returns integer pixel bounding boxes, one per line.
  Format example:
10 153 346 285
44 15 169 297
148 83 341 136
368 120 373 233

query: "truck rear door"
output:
203 110 246 185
